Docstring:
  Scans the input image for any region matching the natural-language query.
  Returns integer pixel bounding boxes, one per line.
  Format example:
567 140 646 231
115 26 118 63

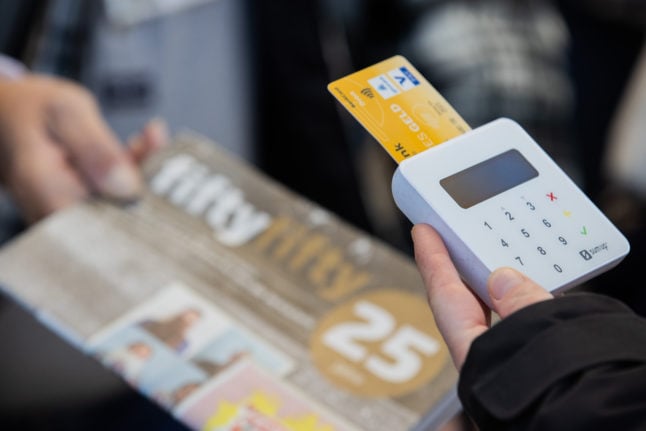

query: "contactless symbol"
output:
361 87 375 99
547 192 557 202
579 250 593 261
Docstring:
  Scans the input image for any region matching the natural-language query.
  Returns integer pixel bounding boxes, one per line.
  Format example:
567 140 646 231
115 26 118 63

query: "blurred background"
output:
0 0 644 429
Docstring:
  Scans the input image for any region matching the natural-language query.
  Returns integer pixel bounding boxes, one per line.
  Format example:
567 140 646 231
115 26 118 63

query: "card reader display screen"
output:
440 149 538 209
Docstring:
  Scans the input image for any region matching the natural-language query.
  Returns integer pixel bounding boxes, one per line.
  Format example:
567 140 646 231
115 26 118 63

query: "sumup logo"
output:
579 242 609 261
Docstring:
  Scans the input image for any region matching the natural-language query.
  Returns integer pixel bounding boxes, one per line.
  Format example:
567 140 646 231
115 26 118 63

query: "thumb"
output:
487 267 553 318
127 118 169 164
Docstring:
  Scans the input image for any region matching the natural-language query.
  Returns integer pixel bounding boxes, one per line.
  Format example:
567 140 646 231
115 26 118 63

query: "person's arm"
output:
412 223 646 430
460 293 646 430
0 54 167 223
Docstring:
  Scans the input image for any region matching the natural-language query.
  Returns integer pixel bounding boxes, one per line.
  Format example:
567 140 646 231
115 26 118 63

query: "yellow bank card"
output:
328 55 470 163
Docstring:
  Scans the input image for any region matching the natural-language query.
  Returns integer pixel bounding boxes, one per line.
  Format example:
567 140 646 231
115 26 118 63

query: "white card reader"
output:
392 118 630 307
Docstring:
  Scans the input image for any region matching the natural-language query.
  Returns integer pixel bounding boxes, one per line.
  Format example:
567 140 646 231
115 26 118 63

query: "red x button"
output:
547 192 557 202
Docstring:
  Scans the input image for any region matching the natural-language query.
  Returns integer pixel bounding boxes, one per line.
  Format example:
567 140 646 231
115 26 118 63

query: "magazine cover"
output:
0 133 459 430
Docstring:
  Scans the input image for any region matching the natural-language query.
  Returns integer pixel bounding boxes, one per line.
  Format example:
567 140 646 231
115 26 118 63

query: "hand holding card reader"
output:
392 118 630 307
328 55 630 307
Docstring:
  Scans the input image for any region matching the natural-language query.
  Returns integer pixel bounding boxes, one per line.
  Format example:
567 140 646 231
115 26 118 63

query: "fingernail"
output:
490 268 524 300
149 117 169 147
102 164 142 200
411 224 424 242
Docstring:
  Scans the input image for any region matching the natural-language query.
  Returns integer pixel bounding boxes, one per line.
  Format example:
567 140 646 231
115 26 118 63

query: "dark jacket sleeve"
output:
458 293 646 430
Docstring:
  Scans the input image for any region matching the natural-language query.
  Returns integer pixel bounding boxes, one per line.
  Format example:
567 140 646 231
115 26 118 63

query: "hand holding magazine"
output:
0 133 458 431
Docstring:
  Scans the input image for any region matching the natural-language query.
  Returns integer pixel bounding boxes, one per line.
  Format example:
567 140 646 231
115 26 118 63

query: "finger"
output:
487 267 553 318
127 118 169 164
412 224 489 369
8 135 88 223
45 86 142 201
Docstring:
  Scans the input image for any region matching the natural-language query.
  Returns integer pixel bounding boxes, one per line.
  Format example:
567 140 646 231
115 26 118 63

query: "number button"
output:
553 264 563 273
515 256 524 266
526 201 536 211
542 218 552 228
521 228 530 238
484 221 493 230
504 211 515 221
501 239 510 248
558 236 568 246
537 246 547 255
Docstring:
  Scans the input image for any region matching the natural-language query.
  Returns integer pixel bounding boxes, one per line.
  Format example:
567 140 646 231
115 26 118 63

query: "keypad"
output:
479 189 595 280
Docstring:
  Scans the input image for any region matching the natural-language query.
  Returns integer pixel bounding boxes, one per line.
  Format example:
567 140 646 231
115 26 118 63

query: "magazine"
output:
0 133 459 431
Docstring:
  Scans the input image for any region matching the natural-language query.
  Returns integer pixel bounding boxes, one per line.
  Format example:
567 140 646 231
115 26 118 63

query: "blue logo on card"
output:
387 67 420 91
399 67 420 86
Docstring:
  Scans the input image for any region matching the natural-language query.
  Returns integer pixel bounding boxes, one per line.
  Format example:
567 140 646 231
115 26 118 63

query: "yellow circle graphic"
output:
310 289 449 397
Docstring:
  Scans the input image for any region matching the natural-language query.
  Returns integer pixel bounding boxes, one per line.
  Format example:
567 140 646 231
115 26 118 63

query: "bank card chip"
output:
328 55 470 163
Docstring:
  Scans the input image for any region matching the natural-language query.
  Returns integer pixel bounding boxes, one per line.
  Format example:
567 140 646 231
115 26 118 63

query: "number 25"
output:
322 301 440 383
